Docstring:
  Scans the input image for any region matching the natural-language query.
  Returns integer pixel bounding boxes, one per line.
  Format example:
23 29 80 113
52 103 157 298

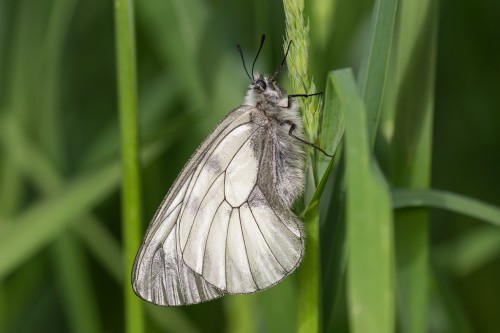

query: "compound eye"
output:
255 79 267 90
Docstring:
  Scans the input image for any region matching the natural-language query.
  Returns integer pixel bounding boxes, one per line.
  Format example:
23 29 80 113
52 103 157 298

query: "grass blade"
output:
0 161 120 280
429 269 474 333
334 68 394 333
313 72 345 200
319 0 398 324
38 1 101 330
434 226 500 276
52 234 101 333
317 72 346 333
388 1 438 331
0 0 34 220
224 297 256 333
137 0 208 106
114 0 144 331
393 189 500 228
303 71 346 333
296 207 320 333
357 0 399 145
320 164 347 333
304 72 345 222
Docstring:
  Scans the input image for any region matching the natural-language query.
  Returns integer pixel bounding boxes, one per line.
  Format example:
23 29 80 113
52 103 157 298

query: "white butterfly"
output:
132 35 328 306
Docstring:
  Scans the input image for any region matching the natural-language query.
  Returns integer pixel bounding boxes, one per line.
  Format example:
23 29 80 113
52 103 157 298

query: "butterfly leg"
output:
286 92 323 108
281 120 333 157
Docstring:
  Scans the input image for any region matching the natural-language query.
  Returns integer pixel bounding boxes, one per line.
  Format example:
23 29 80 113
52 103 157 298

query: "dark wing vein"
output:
247 203 286 272
145 200 184 246
180 125 259 252
200 199 226 275
259 188 301 238
179 122 252 219
178 126 258 250
224 209 231 291
181 172 224 255
238 208 258 289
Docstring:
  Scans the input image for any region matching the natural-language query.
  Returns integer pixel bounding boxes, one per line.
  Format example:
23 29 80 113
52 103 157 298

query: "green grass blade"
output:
256 278 297 333
321 72 345 159
225 297 256 333
145 304 202 333
304 71 345 221
74 217 124 282
81 75 181 169
334 68 394 333
393 189 500 228
304 71 346 333
114 0 144 331
0 161 121 280
296 207 320 333
429 269 474 333
318 0 398 323
38 0 77 166
310 0 336 51
317 72 347 333
434 226 500 276
389 1 438 331
40 1 101 329
0 0 34 219
320 165 347 333
357 0 399 145
137 0 208 107
52 234 101 333
313 72 345 200
1 113 61 194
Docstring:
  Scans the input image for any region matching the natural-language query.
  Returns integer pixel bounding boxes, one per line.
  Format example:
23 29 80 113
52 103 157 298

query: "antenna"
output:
271 40 292 81
236 44 252 81
251 34 266 81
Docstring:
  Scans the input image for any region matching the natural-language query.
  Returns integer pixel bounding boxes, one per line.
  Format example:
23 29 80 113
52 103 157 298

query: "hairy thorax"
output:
246 87 305 208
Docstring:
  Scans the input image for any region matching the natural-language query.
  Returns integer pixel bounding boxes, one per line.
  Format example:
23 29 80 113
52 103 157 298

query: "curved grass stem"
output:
114 0 145 332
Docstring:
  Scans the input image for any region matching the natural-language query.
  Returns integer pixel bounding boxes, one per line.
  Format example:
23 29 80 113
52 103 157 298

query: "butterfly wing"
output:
132 105 252 306
132 106 304 306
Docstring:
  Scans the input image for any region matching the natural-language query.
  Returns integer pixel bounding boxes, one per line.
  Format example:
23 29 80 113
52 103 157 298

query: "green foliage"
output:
334 69 394 333
114 0 145 331
1 0 500 332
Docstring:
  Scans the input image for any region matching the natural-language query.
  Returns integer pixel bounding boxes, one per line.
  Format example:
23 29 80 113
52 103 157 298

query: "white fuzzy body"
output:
243 76 305 208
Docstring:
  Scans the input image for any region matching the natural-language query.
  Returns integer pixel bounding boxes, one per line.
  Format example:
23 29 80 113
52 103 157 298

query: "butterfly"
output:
132 35 331 306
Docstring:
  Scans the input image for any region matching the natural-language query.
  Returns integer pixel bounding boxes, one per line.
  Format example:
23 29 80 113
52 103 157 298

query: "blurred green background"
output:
1 0 499 332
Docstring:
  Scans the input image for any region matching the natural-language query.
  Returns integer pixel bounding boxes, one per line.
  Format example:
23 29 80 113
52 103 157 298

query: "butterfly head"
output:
243 74 286 107
238 35 293 110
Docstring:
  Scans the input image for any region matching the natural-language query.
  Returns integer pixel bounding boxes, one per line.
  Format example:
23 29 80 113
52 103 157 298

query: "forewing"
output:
132 106 254 306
